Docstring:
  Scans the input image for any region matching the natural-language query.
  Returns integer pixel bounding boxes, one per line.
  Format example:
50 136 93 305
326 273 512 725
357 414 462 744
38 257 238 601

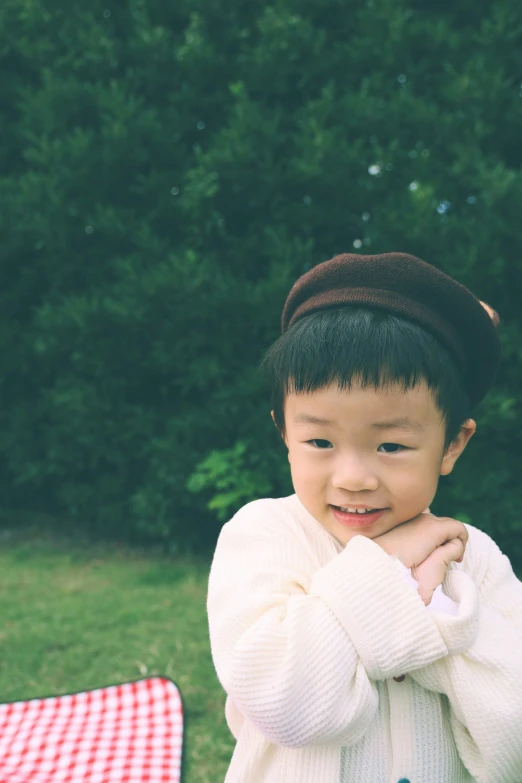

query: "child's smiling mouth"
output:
330 505 388 527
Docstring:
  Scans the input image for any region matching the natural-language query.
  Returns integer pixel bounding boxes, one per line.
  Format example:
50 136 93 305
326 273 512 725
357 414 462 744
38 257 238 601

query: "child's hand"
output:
373 511 468 571
411 537 464 606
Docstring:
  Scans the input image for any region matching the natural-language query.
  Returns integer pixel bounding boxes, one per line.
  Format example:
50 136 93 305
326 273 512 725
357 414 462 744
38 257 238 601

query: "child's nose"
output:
331 454 379 491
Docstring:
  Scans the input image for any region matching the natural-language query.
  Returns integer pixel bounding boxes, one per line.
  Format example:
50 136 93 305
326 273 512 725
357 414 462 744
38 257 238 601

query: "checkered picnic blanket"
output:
0 677 183 783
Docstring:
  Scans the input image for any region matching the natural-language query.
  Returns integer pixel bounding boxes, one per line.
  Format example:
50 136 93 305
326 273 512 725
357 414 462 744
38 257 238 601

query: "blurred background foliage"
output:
0 0 521 564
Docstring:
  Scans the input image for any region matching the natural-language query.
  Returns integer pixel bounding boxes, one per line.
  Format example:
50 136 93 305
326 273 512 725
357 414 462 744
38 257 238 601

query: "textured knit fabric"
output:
280 252 502 409
207 494 522 783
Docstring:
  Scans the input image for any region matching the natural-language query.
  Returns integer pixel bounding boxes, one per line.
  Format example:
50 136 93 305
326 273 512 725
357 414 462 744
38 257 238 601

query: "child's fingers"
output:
445 537 465 564
429 515 469 548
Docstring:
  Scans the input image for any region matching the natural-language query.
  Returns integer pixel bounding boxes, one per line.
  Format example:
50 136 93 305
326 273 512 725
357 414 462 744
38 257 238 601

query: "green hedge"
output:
0 0 521 562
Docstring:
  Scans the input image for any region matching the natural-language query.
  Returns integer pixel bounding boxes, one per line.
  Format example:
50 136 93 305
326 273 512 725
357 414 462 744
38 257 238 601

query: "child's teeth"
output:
341 507 374 513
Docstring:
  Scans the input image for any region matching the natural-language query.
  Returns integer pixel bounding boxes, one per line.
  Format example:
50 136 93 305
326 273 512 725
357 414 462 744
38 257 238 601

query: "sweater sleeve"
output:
408 525 522 783
207 501 470 749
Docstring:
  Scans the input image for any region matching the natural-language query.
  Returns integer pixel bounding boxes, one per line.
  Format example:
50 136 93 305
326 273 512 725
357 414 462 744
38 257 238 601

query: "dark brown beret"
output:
281 252 501 409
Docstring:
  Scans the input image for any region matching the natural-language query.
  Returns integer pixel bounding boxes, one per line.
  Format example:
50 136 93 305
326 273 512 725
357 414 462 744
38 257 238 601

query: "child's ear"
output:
270 410 288 448
440 418 476 476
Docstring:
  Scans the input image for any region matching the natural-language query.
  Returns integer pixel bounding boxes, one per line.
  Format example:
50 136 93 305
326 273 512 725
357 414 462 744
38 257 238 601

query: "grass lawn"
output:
0 520 235 783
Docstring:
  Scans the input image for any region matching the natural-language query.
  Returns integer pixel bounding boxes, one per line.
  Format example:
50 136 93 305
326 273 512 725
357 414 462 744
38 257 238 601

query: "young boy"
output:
207 252 522 783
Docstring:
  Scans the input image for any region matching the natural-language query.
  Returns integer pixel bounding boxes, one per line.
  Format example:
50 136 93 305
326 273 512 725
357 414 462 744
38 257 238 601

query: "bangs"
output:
261 307 470 447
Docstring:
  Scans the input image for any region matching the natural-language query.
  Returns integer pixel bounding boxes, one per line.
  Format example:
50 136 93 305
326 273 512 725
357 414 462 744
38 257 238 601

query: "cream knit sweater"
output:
207 494 522 783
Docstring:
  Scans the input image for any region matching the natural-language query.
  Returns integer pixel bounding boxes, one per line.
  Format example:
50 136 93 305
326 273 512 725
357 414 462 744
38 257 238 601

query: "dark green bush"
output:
0 0 521 563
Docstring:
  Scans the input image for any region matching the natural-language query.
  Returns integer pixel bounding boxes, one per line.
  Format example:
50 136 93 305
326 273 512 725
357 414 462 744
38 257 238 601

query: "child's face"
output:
281 380 475 546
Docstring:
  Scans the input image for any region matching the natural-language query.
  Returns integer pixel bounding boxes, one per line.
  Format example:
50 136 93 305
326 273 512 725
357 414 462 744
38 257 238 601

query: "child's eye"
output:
308 439 333 449
378 443 406 453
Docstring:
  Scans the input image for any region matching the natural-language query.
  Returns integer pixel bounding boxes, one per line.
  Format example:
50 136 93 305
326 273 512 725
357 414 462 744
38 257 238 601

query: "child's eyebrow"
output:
293 414 333 426
371 417 425 431
293 414 425 431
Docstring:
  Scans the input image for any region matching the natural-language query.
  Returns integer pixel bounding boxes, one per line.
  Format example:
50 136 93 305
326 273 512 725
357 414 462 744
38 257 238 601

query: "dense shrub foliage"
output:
1 0 521 562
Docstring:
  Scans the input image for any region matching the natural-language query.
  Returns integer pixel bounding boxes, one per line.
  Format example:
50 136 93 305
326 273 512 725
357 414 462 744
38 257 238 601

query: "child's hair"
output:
261 306 471 451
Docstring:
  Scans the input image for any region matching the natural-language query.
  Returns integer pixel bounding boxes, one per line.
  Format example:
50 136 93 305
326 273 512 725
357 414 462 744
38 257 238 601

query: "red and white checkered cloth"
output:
0 677 183 783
